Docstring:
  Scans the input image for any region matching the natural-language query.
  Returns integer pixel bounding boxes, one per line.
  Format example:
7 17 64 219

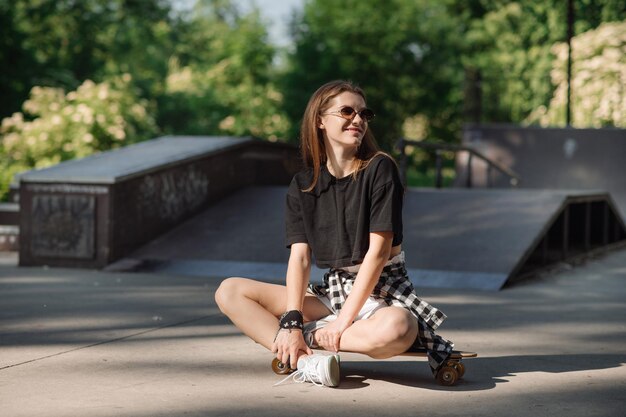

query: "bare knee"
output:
214 277 246 313
368 311 417 358
377 310 413 342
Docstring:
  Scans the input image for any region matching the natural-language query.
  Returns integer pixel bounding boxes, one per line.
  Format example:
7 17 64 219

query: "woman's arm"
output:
271 242 314 368
315 231 393 352
285 242 312 311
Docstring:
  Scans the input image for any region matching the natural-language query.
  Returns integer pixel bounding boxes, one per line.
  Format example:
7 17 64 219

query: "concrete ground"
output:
0 249 625 417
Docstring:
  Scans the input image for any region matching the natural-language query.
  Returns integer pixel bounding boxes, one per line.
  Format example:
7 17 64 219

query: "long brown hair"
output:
300 80 387 192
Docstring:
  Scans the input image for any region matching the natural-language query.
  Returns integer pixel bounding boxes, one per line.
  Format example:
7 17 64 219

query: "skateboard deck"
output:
271 347 477 386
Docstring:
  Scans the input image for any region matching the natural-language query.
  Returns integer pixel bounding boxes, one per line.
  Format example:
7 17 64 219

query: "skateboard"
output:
271 347 477 386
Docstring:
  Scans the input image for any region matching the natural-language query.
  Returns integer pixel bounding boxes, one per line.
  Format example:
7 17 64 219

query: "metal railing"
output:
396 137 521 188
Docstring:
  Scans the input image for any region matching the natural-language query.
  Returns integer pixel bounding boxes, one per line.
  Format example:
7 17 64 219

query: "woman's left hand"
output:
315 319 349 353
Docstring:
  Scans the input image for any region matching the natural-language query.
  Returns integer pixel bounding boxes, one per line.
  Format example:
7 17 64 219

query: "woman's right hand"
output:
271 329 313 370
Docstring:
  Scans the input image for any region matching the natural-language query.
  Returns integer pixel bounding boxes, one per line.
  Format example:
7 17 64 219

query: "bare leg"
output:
314 306 418 359
215 277 331 349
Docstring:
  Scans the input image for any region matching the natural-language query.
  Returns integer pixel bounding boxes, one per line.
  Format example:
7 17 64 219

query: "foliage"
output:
405 149 457 187
281 0 465 149
459 2 560 122
0 0 173 115
0 0 287 200
158 2 290 140
281 0 623 149
162 61 290 140
0 75 157 199
526 21 626 127
452 0 625 124
1 0 624 201
0 2 37 120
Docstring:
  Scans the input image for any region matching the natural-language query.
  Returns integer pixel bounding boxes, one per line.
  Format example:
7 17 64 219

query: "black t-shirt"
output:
285 154 404 268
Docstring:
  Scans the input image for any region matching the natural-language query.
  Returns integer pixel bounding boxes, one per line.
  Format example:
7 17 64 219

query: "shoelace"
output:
273 357 326 387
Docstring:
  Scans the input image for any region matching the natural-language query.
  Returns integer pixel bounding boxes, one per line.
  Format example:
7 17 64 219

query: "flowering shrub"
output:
0 75 158 200
161 59 290 141
526 22 626 128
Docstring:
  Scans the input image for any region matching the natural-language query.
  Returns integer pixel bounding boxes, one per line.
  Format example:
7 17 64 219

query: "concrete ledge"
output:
17 136 300 268
17 136 253 184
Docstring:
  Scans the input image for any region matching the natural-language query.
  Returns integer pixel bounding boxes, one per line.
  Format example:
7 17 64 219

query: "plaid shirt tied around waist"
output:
308 259 454 372
310 261 447 330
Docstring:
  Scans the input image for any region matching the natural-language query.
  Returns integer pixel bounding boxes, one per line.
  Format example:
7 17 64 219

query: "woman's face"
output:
319 92 368 152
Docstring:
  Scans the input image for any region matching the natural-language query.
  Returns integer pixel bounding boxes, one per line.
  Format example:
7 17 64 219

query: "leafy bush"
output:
0 74 157 200
158 4 290 141
526 21 626 127
161 60 290 141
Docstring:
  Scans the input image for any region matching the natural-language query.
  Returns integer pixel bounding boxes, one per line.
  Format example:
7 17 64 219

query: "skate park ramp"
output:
118 186 626 291
459 125 626 221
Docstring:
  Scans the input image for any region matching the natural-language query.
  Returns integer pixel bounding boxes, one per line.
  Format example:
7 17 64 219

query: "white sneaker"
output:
274 354 340 387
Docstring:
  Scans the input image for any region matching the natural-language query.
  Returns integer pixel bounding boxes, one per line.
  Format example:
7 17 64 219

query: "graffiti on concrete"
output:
30 194 95 258
138 165 209 222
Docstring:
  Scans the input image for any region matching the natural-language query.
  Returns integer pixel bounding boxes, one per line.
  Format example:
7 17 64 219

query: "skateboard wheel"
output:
453 361 466 378
436 365 459 386
271 358 293 375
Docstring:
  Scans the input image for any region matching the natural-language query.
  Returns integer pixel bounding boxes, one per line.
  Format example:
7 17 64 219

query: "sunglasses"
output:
323 106 375 122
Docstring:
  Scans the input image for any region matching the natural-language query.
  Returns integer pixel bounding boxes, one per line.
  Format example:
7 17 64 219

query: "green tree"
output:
0 0 173 118
0 75 158 200
526 21 626 127
97 0 174 98
0 2 38 119
158 0 290 140
281 0 465 149
0 0 291 200
451 0 625 124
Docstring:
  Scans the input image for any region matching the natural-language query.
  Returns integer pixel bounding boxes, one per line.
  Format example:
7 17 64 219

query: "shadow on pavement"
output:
338 354 626 391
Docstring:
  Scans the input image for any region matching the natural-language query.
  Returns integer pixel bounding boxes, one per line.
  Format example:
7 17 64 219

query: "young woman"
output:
215 80 453 387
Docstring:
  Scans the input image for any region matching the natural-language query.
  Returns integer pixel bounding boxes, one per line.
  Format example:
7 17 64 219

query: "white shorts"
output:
316 293 388 321
306 252 406 329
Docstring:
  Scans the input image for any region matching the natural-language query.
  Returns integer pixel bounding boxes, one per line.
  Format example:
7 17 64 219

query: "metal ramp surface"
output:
402 188 625 289
117 186 626 290
460 125 626 221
